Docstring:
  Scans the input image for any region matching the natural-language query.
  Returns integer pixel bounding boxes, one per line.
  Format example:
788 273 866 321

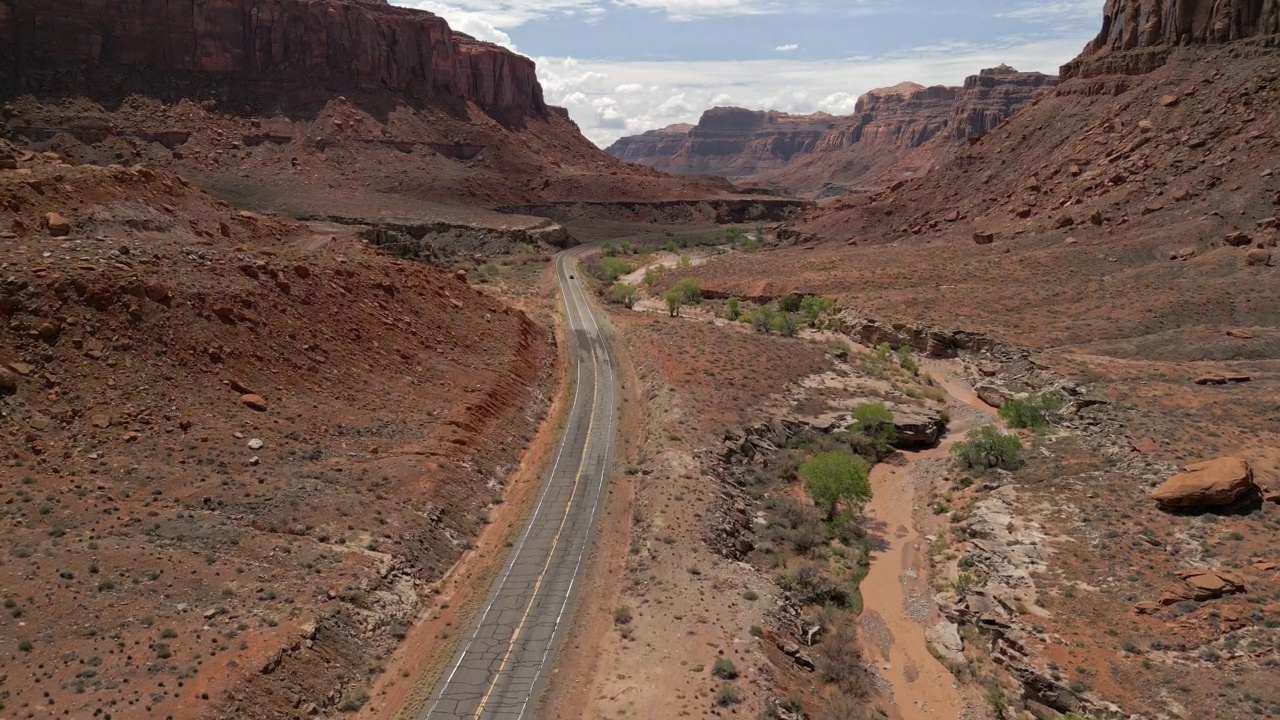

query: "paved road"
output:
420 246 618 720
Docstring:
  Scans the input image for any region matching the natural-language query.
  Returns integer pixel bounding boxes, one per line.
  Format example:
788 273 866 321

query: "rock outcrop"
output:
1062 0 1280 79
1150 456 1258 509
0 0 544 116
1159 569 1247 605
606 67 1054 195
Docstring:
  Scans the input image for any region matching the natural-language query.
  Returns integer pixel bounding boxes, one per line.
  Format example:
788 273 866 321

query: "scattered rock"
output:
1159 94 1180 107
45 212 71 237
1159 569 1246 605
1064 237 1078 245
1226 329 1255 339
90 414 111 429
889 404 946 448
454 269 468 283
973 231 995 245
247 438 264 450
0 367 16 394
1194 374 1251 385
240 394 268 411
7 361 31 376
1151 456 1257 509
1132 600 1162 615
1223 231 1253 247
1172 188 1192 202
1170 247 1196 261
229 379 256 395
1246 248 1272 266
294 264 312 279
944 209 961 222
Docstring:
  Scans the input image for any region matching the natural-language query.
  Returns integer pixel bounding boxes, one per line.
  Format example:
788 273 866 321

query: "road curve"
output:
419 246 618 720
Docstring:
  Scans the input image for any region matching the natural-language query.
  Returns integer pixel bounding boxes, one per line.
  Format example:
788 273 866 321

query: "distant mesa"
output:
606 66 1056 196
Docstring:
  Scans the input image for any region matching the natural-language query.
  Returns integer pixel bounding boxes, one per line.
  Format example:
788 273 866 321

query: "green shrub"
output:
716 684 743 706
896 346 919 375
998 393 1062 430
608 282 638 309
613 606 632 625
778 294 802 313
773 311 801 337
712 657 738 679
749 304 777 333
952 426 1023 471
777 563 850 607
643 266 661 287
849 402 897 456
677 253 692 269
801 451 872 520
600 257 632 281
801 295 834 326
726 297 740 320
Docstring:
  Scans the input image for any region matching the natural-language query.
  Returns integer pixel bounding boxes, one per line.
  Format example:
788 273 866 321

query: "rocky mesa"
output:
606 66 1056 197
0 0 719 221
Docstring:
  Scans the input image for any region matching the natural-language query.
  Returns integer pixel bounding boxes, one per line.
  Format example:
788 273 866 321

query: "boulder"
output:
1170 246 1196 261
926 621 964 661
0 367 16 394
1246 248 1272 267
889 404 946 448
1151 456 1257 509
1223 232 1253 247
1159 569 1245 605
240 394 269 411
46 212 71 237
975 383 1009 408
973 231 995 245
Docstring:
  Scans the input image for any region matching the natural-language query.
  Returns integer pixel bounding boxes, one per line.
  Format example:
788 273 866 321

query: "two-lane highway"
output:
420 246 618 719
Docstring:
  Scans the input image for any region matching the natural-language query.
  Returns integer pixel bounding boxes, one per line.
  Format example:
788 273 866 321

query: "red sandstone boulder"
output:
1159 569 1246 605
1151 456 1257 509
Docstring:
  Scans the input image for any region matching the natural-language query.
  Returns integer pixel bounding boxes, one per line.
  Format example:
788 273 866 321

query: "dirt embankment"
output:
0 143 556 719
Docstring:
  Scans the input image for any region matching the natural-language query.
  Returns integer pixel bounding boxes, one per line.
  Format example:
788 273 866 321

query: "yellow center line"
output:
471 261 601 718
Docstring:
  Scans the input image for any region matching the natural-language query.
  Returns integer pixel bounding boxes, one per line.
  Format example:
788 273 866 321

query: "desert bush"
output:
712 656 739 679
677 253 692 268
778 293 803 313
896 345 919 375
777 563 850 607
817 622 871 697
600 257 632 281
726 296 740 320
800 451 872 521
613 606 632 625
817 691 868 720
749 304 778 333
643 266 661 287
998 393 1062 430
716 684 743 706
952 426 1023 471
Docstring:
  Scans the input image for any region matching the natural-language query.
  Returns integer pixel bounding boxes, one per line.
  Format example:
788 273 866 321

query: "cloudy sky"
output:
395 0 1106 147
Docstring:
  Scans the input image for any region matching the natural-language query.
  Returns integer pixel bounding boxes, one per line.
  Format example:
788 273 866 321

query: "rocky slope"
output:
0 141 558 719
606 67 1055 196
0 0 720 223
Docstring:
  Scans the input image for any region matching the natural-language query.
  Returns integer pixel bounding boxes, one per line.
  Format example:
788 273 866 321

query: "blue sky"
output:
397 0 1106 146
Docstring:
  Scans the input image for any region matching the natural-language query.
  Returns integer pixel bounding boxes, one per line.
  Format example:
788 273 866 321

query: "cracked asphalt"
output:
419 246 618 719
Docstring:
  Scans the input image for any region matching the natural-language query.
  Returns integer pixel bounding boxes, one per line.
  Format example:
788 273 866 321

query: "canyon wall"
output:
0 0 545 117
1062 0 1280 78
606 68 1054 196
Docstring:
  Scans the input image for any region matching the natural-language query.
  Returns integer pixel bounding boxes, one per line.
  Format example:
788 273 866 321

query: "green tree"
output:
850 402 897 456
801 296 834 326
726 297 741 321
778 294 803 313
601 242 617 257
725 227 744 243
952 426 1023 471
609 282 638 308
873 342 893 363
800 451 872 521
673 277 702 303
664 289 683 317
643 266 661 287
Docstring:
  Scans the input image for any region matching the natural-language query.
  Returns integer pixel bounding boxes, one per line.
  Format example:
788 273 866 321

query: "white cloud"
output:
394 0 785 26
537 34 1089 147
401 1 519 47
614 83 647 94
774 43 799 52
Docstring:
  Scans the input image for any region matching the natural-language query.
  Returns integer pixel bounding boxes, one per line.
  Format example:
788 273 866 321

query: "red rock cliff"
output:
0 0 546 116
1062 0 1280 78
